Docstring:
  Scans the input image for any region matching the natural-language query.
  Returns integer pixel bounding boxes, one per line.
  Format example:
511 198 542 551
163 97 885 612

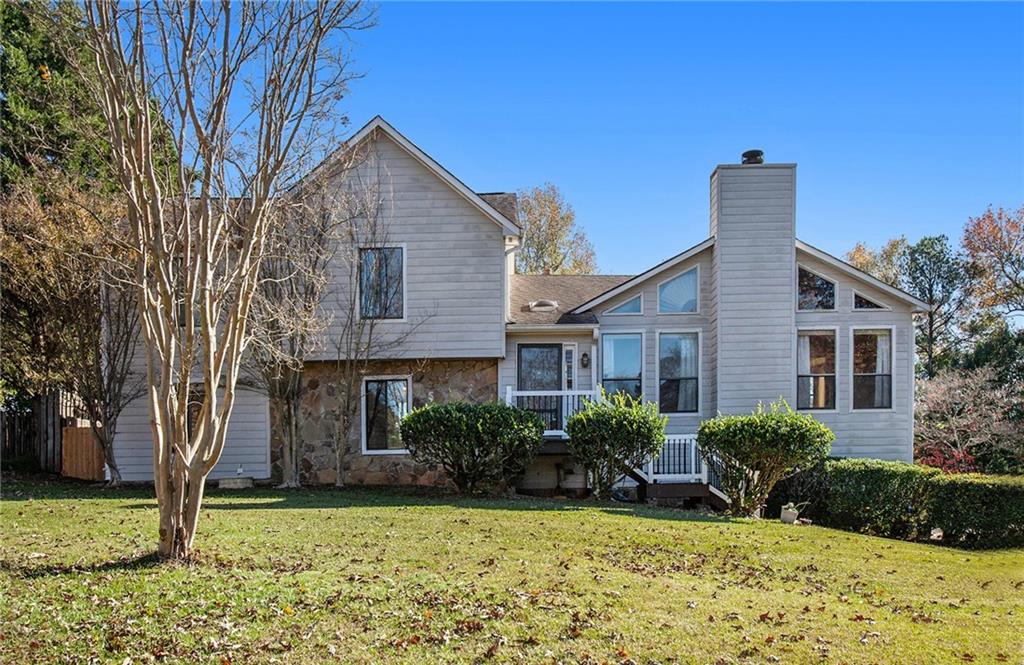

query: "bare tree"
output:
245 157 366 487
59 1 373 558
327 149 428 484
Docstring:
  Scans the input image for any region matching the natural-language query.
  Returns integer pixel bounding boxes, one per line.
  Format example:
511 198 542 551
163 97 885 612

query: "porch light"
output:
580 352 590 369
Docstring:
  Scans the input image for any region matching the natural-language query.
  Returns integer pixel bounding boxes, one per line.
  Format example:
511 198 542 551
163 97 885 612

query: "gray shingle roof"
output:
477 192 519 230
509 274 633 325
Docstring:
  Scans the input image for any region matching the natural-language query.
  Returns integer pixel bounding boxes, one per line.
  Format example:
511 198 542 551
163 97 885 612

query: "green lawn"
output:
1 479 1021 664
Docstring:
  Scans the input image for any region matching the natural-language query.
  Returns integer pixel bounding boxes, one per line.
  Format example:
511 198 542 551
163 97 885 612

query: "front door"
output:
517 344 562 431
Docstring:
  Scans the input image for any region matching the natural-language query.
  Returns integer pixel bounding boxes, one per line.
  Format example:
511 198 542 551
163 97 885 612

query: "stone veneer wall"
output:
271 359 498 486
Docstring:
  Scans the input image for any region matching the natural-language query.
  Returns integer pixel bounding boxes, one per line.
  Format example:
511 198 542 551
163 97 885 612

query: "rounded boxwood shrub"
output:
697 400 833 517
928 473 1024 549
565 391 667 500
400 401 545 494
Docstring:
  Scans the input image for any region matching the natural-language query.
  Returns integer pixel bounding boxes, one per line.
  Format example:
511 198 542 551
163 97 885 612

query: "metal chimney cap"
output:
741 149 764 165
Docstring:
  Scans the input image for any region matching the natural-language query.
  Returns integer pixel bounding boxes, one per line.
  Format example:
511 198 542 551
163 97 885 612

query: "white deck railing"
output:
642 434 725 496
503 387 599 437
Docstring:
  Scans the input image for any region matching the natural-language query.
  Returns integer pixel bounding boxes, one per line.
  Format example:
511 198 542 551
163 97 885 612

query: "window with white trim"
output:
601 333 642 399
658 268 698 313
360 247 404 319
658 332 698 413
798 267 835 310
797 330 836 410
363 378 410 452
606 295 641 315
853 330 892 409
854 293 885 309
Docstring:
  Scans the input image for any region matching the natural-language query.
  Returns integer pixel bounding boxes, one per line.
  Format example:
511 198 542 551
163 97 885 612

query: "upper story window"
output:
854 292 886 310
658 267 698 313
606 295 641 315
853 329 892 410
601 333 642 399
798 267 835 311
360 247 404 319
797 330 836 410
658 332 699 413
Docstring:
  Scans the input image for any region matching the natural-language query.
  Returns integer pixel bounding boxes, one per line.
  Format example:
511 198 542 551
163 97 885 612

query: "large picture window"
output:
363 377 410 452
360 247 404 319
797 330 836 410
601 333 642 399
853 329 892 409
798 267 835 311
658 268 698 313
658 332 699 413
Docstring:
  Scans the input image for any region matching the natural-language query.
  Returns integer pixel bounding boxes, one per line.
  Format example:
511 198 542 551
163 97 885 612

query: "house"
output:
111 117 929 497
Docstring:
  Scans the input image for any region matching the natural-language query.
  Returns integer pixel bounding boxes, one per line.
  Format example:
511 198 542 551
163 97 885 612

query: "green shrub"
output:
821 458 940 540
400 401 545 494
928 474 1024 549
697 400 833 516
565 391 667 500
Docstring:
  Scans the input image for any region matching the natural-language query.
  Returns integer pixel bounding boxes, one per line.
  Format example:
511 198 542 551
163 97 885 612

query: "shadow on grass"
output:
2 552 163 579
2 474 735 525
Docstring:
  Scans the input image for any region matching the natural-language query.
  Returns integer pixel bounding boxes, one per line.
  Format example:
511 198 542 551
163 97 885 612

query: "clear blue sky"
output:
340 2 1024 275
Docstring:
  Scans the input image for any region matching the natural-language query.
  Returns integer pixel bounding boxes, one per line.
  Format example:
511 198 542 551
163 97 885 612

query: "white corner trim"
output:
572 237 715 314
656 264 701 315
360 375 412 455
654 328 702 417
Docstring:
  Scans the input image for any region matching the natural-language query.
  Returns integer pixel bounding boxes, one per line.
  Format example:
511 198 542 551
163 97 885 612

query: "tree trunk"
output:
157 463 207 560
278 397 301 488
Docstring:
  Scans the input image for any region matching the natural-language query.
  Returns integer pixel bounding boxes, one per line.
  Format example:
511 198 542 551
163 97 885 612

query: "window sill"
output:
361 448 409 456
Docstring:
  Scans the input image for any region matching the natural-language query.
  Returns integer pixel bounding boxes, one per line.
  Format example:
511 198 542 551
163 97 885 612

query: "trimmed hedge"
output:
400 401 545 494
929 474 1024 549
769 459 1024 549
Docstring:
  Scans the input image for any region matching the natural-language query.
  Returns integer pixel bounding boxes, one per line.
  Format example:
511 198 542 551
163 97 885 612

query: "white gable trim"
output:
571 237 715 314
796 240 930 312
345 117 521 236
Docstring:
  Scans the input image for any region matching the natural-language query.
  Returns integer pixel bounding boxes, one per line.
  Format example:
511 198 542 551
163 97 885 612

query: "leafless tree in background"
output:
57 0 374 559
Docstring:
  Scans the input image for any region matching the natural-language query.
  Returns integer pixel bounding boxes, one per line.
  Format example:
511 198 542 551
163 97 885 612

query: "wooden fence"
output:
1 389 88 473
61 427 106 481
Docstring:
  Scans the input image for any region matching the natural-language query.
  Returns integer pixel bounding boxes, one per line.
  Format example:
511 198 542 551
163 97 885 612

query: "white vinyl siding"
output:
596 247 715 435
112 385 271 481
313 133 507 360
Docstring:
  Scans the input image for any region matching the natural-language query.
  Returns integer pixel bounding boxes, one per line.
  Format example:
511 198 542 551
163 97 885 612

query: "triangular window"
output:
606 295 641 315
798 267 835 311
854 293 886 310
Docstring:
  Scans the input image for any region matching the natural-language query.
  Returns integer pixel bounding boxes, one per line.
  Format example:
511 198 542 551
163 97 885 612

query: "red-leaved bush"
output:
915 367 1023 473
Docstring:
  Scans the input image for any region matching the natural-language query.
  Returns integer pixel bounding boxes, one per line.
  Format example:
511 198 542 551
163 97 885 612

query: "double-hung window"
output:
853 329 892 409
797 330 836 410
658 332 699 413
601 333 642 399
360 247 404 319
363 377 410 453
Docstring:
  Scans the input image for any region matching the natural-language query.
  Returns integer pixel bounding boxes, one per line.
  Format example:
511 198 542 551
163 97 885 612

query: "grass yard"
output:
1 478 1021 664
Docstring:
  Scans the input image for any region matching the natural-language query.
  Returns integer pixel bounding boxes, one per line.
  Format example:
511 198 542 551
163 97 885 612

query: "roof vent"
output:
741 149 764 165
528 299 558 313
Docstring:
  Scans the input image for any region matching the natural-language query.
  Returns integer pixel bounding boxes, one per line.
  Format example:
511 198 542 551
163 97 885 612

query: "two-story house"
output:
112 117 928 498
